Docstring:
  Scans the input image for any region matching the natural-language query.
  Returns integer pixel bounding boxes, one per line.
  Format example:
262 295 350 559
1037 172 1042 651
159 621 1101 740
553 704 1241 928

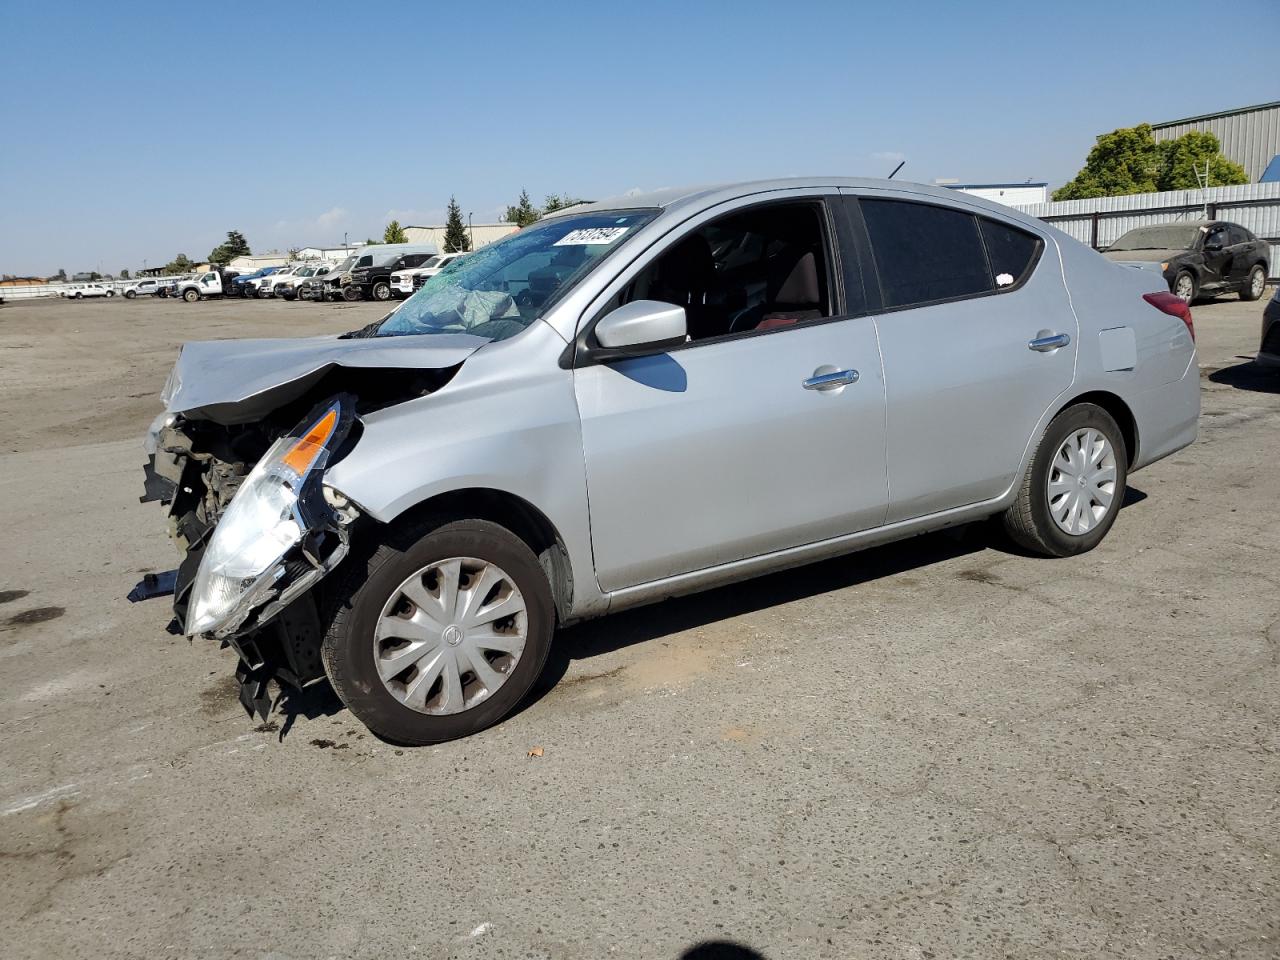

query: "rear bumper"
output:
1130 351 1201 472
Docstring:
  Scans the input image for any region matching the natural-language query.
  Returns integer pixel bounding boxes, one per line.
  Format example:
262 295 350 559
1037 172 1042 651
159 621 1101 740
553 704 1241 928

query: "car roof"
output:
545 177 1051 229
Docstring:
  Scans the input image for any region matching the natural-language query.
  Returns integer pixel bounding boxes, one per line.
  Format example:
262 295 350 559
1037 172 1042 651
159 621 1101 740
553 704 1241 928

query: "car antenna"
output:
887 160 905 179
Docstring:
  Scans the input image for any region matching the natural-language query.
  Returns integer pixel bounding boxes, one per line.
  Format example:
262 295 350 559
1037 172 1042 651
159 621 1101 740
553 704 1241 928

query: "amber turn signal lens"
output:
281 407 338 475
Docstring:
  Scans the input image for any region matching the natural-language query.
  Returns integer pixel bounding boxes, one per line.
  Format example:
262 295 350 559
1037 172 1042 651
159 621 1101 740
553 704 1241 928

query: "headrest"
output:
658 235 716 290
774 252 819 306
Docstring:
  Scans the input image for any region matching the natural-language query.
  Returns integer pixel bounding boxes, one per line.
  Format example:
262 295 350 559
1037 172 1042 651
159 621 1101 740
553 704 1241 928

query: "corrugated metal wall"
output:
1152 103 1280 182
1017 182 1280 279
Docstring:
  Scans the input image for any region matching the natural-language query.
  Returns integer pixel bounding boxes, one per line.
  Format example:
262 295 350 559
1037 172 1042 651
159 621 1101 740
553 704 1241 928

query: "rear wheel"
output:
105 290 114 297
372 280 391 301
1241 265 1266 302
1001 403 1127 557
74 292 83 299
321 518 555 745
124 290 136 299
1173 270 1196 303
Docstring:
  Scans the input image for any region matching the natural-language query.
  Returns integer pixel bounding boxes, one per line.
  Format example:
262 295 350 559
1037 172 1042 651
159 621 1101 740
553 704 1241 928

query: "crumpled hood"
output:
1102 248 1182 265
163 331 490 423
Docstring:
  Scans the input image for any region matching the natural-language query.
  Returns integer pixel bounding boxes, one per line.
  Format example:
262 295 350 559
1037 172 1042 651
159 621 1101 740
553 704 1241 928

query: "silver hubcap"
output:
374 557 527 715
1252 270 1264 298
1047 428 1117 536
1175 275 1194 301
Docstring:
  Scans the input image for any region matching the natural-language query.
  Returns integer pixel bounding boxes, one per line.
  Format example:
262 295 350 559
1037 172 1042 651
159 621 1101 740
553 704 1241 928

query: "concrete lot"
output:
1 292 1277 959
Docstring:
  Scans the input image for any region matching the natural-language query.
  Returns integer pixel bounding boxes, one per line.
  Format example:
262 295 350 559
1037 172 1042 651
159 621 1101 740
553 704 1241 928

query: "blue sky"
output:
1 0 1274 277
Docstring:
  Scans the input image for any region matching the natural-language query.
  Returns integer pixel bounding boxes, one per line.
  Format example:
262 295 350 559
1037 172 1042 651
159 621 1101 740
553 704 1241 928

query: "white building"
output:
294 244 367 262
228 252 290 272
403 223 518 251
939 180 1049 206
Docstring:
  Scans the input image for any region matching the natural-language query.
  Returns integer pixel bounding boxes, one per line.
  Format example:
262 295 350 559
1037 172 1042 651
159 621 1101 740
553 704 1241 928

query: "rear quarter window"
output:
979 218 1042 289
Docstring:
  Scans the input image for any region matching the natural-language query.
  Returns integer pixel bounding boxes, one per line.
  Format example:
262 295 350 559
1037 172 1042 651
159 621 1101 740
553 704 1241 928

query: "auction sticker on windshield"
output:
555 227 629 246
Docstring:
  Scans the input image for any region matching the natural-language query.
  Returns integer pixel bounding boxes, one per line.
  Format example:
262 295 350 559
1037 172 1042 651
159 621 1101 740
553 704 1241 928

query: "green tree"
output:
443 196 471 252
1156 131 1248 191
120 268 130 280
1054 124 1161 200
504 189 540 227
382 219 408 244
89 271 101 281
164 254 193 275
1054 124 1249 200
543 193 585 214
208 230 251 265
54 268 66 281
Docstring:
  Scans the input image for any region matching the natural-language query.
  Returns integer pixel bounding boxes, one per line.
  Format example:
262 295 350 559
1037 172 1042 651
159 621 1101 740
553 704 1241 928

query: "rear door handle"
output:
1028 333 1071 352
803 368 859 390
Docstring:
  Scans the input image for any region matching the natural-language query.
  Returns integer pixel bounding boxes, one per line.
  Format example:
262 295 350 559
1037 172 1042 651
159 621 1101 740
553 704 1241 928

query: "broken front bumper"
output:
137 401 359 713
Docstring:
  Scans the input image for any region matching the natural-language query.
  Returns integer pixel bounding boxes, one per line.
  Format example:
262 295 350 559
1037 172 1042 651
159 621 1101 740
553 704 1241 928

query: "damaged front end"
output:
142 397 359 716
135 330 488 718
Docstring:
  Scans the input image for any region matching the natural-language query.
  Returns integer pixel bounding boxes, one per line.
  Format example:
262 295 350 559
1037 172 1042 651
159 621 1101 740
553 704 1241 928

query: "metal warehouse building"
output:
1151 101 1280 182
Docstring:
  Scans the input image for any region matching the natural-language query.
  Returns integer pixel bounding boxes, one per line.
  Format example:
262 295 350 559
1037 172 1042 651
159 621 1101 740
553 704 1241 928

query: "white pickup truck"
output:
62 283 115 299
173 271 226 302
389 251 467 299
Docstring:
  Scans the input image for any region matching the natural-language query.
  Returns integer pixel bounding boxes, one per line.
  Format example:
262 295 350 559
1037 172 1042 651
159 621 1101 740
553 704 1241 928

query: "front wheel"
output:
321 518 555 745
182 288 199 303
1172 270 1196 303
1001 403 1128 557
1241 265 1266 302
342 285 361 302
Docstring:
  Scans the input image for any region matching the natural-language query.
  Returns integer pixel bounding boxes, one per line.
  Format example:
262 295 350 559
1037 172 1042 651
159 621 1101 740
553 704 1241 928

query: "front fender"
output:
322 322 606 618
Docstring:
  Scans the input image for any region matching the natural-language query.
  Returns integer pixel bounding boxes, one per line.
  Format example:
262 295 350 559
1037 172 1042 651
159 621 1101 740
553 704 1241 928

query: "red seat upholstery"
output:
755 316 800 331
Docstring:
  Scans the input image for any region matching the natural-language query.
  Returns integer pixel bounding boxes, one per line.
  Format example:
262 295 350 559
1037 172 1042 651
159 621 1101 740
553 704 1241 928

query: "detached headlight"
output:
187 400 347 636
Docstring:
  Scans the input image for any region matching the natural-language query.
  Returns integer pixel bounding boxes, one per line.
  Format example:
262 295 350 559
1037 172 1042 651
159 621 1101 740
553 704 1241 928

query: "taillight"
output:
1143 291 1194 342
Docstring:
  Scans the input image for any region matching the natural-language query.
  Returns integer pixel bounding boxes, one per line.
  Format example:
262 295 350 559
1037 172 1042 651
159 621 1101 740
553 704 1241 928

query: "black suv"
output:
348 252 436 302
1103 220 1270 303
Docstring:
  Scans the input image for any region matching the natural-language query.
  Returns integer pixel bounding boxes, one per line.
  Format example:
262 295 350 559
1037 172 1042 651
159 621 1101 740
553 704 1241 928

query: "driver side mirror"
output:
593 300 687 355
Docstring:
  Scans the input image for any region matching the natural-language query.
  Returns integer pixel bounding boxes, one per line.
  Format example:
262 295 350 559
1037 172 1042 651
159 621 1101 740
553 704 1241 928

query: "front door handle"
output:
803 368 859 390
1028 332 1071 352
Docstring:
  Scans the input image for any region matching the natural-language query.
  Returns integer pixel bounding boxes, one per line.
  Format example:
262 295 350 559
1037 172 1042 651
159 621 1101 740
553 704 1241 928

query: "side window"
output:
619 201 837 342
861 199 991 308
979 218 1042 289
1204 226 1228 248
1227 225 1250 245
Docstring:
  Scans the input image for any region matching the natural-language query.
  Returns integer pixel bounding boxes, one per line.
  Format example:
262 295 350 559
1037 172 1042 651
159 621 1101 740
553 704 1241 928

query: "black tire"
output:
74 292 83 299
105 290 114 297
182 288 199 303
244 285 257 299
371 280 391 301
342 285 361 302
1001 403 1128 558
1241 264 1266 302
124 290 136 299
1172 270 1196 303
321 518 555 745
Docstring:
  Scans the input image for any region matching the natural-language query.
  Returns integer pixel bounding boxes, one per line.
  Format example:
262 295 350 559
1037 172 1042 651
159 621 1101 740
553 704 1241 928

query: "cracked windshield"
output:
376 210 657 340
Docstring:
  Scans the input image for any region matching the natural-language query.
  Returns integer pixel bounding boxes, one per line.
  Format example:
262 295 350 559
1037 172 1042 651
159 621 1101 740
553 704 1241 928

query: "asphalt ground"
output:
1 291 1277 959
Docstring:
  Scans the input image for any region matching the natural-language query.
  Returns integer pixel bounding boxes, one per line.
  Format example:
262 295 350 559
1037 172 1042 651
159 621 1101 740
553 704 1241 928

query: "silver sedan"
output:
144 178 1200 743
